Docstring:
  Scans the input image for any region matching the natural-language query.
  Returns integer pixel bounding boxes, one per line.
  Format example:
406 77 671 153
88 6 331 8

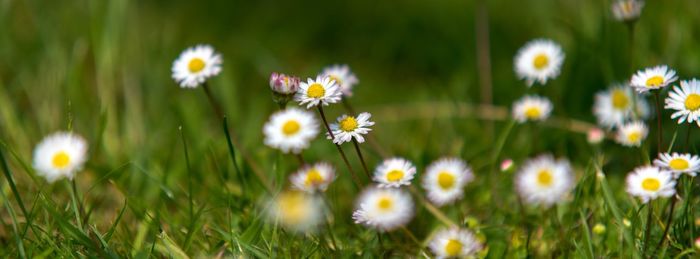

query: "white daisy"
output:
515 154 574 207
295 76 342 108
665 79 700 126
171 44 223 88
422 158 474 206
512 95 553 123
514 39 565 86
269 72 300 95
654 153 700 177
352 187 414 231
33 132 88 183
629 65 678 93
625 166 675 203
320 64 358 96
593 85 650 128
428 228 483 259
327 112 375 144
263 108 319 154
615 121 648 147
373 158 417 188
290 162 336 193
267 191 323 233
611 0 644 22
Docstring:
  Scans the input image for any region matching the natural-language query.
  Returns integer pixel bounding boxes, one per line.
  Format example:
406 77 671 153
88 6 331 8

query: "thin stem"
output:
654 193 677 254
399 226 422 246
320 196 338 250
409 186 456 227
295 153 305 166
317 106 362 188
202 82 224 119
685 125 692 152
223 117 247 194
67 179 83 230
654 91 664 152
180 127 194 221
352 139 371 179
643 202 654 256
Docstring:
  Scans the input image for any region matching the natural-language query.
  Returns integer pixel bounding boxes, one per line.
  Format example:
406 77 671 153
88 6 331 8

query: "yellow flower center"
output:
188 58 206 73
525 107 541 119
645 76 664 87
304 169 324 187
669 158 689 171
277 192 307 224
282 120 301 136
627 132 641 143
445 239 463 256
386 170 404 182
685 94 700 111
377 197 393 210
329 75 343 86
52 151 71 169
307 83 325 98
611 89 630 110
532 54 549 70
339 116 358 132
437 172 456 190
641 178 661 191
537 170 553 187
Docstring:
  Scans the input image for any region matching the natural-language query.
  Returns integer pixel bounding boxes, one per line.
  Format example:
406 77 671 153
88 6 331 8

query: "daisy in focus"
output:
171 45 222 88
263 108 319 154
615 121 648 147
373 157 417 188
515 154 574 207
33 132 88 183
290 162 336 193
593 85 650 128
267 191 323 233
665 79 700 126
654 153 700 177
611 0 644 22
629 65 678 93
295 76 342 108
512 95 553 123
625 166 675 203
514 39 565 86
428 228 483 259
320 64 358 97
422 158 474 206
327 112 374 144
352 187 414 231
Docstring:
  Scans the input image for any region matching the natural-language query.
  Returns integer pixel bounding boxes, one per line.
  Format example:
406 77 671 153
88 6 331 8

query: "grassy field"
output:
2 0 700 257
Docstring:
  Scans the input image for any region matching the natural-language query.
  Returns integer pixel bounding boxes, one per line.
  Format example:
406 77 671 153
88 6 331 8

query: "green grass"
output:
1 0 700 257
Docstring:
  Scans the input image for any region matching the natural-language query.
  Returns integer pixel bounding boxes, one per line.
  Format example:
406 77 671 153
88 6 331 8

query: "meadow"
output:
2 0 700 258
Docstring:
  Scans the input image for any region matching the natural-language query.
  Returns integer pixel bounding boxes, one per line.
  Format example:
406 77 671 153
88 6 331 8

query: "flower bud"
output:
270 72 300 95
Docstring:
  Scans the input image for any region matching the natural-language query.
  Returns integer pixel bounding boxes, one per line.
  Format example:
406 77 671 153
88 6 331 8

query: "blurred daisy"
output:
263 108 319 154
171 45 222 88
269 72 300 95
422 158 474 206
615 121 648 147
514 39 565 86
515 154 574 207
295 76 342 108
429 228 483 259
630 65 678 93
268 191 323 233
654 153 700 177
290 162 336 193
611 0 644 22
327 112 375 144
512 95 553 123
320 64 358 96
352 187 414 231
593 85 650 128
373 158 417 188
625 166 675 203
33 132 88 183
666 79 700 125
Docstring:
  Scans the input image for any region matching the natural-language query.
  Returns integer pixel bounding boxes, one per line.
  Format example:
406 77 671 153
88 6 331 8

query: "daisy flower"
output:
373 157 417 188
611 0 644 22
625 166 675 203
615 121 648 147
171 44 222 88
629 65 678 93
269 72 300 95
666 79 700 125
515 154 574 207
512 95 553 123
263 108 319 154
327 112 375 144
33 132 88 182
320 64 358 96
514 39 565 86
428 228 483 259
295 76 342 108
422 158 474 206
654 153 700 177
352 187 414 231
593 85 650 128
267 191 323 233
290 162 336 193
